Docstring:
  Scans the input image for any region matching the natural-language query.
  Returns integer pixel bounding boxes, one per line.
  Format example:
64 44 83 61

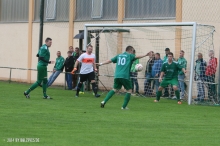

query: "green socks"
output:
175 90 180 101
122 93 131 108
104 90 115 103
156 91 162 101
42 83 47 97
26 82 39 94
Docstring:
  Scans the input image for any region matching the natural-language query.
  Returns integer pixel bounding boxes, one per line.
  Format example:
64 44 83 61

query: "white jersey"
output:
77 53 95 74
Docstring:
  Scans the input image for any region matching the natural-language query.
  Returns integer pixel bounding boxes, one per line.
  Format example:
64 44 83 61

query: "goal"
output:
83 22 216 105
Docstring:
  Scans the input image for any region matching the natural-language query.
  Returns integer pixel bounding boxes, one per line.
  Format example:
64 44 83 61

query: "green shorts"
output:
160 78 178 88
37 65 47 81
113 78 132 90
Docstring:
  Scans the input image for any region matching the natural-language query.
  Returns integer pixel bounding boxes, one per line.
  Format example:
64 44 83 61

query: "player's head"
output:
179 50 185 57
125 46 134 54
87 45 93 54
69 46 73 52
165 48 170 55
167 52 173 61
67 51 72 57
57 51 61 57
75 47 79 53
209 50 214 58
45 37 52 47
132 49 136 54
155 53 160 60
198 53 203 60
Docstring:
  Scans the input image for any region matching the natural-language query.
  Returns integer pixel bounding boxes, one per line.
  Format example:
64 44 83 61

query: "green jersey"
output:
130 58 139 72
161 61 183 79
111 52 136 80
38 44 50 66
177 57 187 75
54 56 65 71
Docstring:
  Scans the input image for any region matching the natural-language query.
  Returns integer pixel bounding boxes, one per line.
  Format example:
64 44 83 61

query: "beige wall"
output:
0 23 28 82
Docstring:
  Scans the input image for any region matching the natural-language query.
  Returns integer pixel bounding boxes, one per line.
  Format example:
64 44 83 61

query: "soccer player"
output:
24 38 54 99
98 46 152 109
154 52 186 104
71 45 100 98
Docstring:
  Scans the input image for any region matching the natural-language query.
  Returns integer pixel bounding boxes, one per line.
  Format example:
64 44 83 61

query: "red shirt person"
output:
205 50 218 100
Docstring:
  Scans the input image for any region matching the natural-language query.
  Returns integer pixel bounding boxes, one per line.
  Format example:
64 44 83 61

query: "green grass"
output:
0 81 220 146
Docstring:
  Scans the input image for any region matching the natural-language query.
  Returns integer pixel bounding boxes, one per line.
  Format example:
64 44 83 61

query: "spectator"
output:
69 46 74 55
47 51 65 87
130 50 139 94
72 47 81 90
205 50 218 100
194 53 207 102
64 51 75 90
144 51 155 96
177 50 187 100
151 53 163 93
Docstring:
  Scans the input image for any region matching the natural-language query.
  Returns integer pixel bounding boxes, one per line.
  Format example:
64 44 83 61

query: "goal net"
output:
84 23 216 105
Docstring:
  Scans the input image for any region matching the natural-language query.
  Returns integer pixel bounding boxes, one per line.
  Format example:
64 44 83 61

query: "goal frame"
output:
84 22 197 105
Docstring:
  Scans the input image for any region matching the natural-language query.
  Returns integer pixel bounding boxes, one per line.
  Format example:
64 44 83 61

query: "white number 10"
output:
118 57 126 65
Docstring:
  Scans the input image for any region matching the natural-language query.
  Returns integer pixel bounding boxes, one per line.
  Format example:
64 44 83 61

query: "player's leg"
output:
24 65 44 98
121 79 133 109
154 79 168 102
41 66 51 99
89 72 100 97
101 78 121 108
171 78 182 104
75 74 86 97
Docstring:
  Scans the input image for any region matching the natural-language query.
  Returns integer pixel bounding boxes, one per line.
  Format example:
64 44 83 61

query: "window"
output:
46 0 57 20
76 0 118 21
0 0 29 22
91 0 103 18
125 0 176 19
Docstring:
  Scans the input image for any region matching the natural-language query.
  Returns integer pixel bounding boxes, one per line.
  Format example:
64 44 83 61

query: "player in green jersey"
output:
154 52 187 104
97 46 152 109
24 38 54 99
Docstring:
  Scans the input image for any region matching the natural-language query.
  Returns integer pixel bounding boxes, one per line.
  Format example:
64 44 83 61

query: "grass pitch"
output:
0 81 220 146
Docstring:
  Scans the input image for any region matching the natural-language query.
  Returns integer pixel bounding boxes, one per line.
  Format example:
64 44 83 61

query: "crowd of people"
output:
131 48 218 102
24 37 218 106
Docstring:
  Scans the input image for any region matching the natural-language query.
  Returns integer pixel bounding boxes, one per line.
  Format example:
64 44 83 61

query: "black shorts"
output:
80 71 95 82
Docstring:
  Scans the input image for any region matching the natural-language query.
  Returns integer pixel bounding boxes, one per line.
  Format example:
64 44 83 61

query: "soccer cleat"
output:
75 93 79 97
172 96 177 99
24 92 30 99
79 91 84 94
43 96 52 99
154 100 159 102
95 94 100 98
100 101 105 108
177 101 182 104
121 107 129 110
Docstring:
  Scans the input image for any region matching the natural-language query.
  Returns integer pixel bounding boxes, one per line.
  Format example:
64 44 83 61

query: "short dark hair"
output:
67 51 72 54
57 51 61 53
87 44 93 48
155 53 160 56
165 48 170 51
167 52 173 56
126 46 134 51
45 37 52 42
180 50 185 53
75 47 79 49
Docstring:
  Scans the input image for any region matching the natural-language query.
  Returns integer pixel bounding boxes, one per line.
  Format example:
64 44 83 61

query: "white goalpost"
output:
83 22 215 105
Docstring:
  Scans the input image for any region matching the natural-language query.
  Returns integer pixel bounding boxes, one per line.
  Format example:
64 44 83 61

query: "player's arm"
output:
159 72 164 82
97 60 112 66
135 51 152 59
38 49 54 64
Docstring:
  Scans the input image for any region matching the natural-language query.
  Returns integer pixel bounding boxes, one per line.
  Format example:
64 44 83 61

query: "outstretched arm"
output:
135 51 152 59
97 60 112 66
